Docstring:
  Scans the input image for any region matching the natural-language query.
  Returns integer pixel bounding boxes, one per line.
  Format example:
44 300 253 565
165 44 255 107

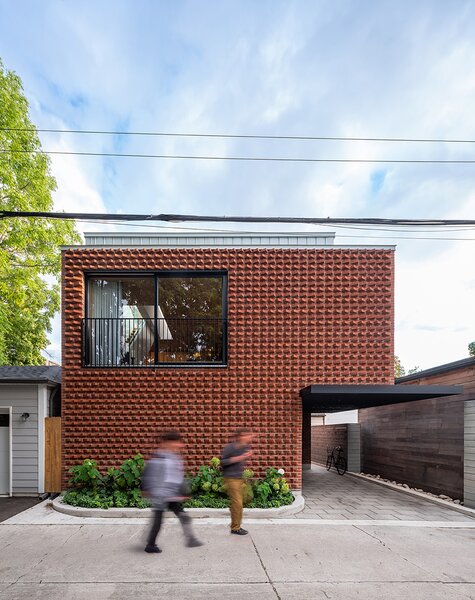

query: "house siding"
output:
62 247 394 489
0 384 39 494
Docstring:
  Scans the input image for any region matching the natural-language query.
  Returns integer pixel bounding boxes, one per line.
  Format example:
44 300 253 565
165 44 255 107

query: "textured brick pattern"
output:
61 247 394 489
311 425 348 465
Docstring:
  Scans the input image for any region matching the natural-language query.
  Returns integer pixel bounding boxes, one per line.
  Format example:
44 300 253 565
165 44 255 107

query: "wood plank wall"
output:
359 364 475 499
464 400 475 509
44 417 62 493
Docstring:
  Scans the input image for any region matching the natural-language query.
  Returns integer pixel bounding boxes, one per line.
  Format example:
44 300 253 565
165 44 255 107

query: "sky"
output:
1 0 474 371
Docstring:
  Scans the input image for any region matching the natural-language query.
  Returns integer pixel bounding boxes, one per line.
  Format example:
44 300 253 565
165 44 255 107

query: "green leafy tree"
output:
394 355 420 378
0 59 80 364
469 342 475 357
394 355 405 378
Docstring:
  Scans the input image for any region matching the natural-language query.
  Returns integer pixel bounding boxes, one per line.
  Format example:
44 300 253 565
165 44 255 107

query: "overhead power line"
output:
78 219 475 234
2 127 475 144
2 211 475 226
76 220 475 241
2 149 475 164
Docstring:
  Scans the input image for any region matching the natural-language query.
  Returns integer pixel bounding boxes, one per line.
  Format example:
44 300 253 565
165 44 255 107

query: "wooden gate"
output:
44 417 62 492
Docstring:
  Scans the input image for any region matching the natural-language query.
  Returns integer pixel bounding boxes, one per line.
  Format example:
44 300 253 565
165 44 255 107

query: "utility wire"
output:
2 127 475 144
76 221 475 241
80 219 475 234
1 148 475 164
2 211 475 226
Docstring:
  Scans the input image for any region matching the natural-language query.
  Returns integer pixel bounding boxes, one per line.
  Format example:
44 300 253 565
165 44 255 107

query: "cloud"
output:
1 0 475 367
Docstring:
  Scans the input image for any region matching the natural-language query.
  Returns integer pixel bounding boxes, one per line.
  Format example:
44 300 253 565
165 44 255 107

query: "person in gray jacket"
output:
142 430 202 553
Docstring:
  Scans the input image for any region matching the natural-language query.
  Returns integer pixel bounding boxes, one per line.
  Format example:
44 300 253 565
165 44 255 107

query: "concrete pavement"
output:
300 465 475 521
1 468 474 598
1 520 474 599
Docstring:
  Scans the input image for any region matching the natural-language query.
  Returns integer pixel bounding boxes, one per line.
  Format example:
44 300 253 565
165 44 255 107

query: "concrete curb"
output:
52 493 305 519
346 471 475 518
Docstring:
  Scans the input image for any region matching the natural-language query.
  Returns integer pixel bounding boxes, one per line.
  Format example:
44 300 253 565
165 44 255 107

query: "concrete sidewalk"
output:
1 520 474 599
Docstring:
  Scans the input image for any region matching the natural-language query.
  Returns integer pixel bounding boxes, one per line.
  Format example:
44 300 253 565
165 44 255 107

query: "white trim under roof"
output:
63 232 395 250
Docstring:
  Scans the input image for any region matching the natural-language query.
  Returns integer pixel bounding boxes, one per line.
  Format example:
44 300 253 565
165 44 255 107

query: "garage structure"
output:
0 366 61 496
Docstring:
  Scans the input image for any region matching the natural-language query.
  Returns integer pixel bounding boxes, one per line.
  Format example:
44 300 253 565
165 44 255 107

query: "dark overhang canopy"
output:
300 384 463 413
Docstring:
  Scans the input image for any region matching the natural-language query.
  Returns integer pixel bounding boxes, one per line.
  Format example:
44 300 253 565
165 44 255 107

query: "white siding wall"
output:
0 384 39 494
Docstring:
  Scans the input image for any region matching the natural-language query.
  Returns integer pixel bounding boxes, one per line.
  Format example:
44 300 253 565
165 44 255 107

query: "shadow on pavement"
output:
0 497 41 523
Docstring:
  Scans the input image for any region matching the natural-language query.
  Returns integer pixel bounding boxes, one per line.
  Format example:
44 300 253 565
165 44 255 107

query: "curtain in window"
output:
89 280 122 365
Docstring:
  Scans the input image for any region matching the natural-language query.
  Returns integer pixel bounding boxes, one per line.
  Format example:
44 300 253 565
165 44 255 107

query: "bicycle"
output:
326 445 347 475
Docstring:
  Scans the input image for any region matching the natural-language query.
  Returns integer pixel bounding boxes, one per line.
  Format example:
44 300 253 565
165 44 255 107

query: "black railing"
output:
83 317 226 367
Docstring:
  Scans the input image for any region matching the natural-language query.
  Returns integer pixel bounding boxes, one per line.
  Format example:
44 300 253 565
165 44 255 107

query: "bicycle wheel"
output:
326 454 333 471
335 456 347 476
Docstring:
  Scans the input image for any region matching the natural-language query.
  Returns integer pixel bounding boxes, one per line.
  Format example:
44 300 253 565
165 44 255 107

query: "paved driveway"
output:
0 498 40 523
299 465 475 521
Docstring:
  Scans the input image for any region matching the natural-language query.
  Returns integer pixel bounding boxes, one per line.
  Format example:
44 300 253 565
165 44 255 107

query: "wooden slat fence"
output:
44 417 62 493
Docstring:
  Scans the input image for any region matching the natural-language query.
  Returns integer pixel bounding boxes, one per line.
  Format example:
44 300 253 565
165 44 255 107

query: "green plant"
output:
109 454 145 491
253 468 291 503
184 495 229 509
63 455 294 510
189 457 226 497
68 459 103 490
62 488 151 510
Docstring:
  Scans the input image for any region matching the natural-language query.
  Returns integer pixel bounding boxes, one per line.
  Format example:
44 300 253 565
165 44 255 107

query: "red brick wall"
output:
61 247 394 489
311 425 348 465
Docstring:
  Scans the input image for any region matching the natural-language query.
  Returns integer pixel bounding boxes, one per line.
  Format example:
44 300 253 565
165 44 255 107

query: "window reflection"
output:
85 274 225 366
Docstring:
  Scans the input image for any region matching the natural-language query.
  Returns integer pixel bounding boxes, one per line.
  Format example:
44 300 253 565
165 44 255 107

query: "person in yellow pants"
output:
221 429 254 535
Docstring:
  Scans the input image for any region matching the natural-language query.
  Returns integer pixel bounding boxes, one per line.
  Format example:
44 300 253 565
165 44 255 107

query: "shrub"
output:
68 459 103 490
63 455 294 510
103 454 145 492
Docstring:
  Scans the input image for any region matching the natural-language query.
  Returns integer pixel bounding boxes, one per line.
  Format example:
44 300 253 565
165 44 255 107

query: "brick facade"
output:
61 247 394 489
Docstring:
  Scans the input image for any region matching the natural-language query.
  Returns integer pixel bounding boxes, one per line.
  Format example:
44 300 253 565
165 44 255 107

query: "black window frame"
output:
83 270 228 368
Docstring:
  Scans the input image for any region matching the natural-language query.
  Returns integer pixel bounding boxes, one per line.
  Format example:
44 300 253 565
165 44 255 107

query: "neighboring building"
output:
311 413 325 426
61 232 396 490
359 356 475 500
0 366 61 496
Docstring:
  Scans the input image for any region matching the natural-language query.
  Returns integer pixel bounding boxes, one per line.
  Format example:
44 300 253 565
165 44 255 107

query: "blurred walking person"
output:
141 430 203 553
220 428 254 535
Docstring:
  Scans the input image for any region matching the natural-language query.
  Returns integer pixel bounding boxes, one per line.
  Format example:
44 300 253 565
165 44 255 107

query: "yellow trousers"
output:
224 477 243 531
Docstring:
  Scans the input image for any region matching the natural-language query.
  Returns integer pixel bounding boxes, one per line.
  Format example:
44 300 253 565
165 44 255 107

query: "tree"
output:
0 59 80 365
394 355 405 378
469 342 475 357
394 355 420 378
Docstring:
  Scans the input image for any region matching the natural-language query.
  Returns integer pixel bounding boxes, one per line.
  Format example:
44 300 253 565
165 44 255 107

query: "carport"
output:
299 383 465 498
300 384 463 413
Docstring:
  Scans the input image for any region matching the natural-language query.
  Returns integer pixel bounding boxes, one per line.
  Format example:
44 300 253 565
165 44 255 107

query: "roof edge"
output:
62 244 396 250
0 378 60 385
396 356 475 383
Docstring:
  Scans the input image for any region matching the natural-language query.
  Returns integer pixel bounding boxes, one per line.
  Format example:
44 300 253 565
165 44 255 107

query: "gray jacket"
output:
146 451 185 509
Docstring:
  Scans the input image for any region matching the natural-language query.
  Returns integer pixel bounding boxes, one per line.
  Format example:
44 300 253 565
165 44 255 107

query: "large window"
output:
84 272 227 367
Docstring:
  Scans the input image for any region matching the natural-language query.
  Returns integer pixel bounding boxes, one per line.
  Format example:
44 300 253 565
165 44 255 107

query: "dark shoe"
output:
231 528 248 535
144 545 162 553
186 537 204 548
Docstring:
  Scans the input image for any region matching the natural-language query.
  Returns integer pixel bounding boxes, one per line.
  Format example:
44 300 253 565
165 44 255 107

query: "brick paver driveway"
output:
299 465 475 521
